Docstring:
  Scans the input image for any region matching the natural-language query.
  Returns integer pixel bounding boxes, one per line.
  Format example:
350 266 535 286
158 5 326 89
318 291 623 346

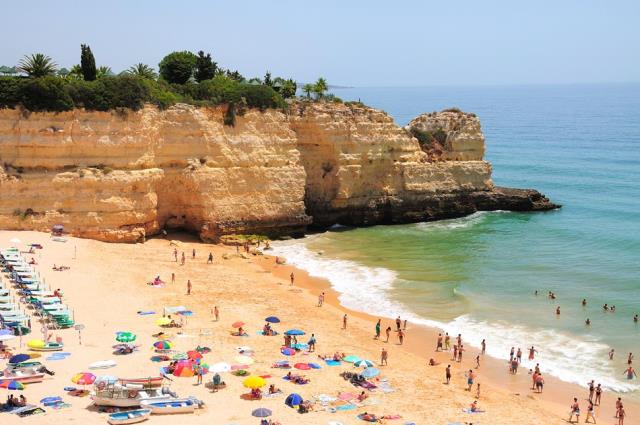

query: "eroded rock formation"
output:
0 102 558 242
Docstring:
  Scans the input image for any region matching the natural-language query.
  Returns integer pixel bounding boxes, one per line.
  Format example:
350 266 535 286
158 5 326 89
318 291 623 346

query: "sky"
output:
2 0 638 86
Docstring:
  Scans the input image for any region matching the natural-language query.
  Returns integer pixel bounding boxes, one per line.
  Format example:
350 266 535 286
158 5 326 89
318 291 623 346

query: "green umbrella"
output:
115 332 136 343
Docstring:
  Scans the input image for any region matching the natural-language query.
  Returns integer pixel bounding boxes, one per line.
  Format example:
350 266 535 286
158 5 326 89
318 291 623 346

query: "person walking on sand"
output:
196 364 203 385
466 369 475 391
475 355 480 369
380 348 388 366
585 400 596 424
290 272 294 285
568 397 580 423
436 333 443 351
445 364 452 384
181 252 185 265
481 339 486 355
535 373 545 393
374 319 381 340
308 333 316 352
187 279 192 295
318 293 324 307
403 319 407 330
395 316 401 331
207 252 213 264
476 382 481 399
595 383 602 405
444 333 451 351
171 272 175 284
618 404 626 425
457 344 464 362
615 397 622 418
342 314 347 330
397 329 404 345
173 248 178 262
192 248 196 259
213 305 219 321
453 344 458 361
456 334 462 347
385 326 391 343
588 380 595 402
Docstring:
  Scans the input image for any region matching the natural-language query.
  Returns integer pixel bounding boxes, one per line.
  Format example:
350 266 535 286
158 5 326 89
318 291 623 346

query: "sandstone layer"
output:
0 102 558 242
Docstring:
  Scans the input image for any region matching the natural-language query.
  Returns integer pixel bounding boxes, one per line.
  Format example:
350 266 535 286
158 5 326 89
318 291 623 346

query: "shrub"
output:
18 76 73 112
442 107 462 113
0 76 25 108
159 51 197 84
237 84 285 110
410 127 448 149
66 75 149 111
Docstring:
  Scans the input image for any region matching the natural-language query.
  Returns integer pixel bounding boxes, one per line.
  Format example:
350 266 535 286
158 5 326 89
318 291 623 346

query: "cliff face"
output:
0 102 557 242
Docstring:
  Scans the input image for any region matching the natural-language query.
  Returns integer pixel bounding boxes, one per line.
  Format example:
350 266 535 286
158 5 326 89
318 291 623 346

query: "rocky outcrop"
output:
0 102 558 242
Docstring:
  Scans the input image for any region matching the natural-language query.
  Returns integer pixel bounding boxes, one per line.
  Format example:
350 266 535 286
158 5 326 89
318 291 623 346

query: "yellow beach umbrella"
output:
156 317 171 326
243 376 266 389
235 355 254 365
27 339 45 349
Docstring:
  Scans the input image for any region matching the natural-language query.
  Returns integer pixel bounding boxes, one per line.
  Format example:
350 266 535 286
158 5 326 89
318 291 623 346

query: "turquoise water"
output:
273 84 640 393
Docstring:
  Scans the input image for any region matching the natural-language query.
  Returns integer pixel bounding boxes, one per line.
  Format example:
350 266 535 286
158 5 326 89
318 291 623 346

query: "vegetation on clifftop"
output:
0 46 337 117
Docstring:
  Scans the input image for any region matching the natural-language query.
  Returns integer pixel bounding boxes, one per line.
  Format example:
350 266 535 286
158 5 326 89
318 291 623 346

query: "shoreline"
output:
255 250 640 421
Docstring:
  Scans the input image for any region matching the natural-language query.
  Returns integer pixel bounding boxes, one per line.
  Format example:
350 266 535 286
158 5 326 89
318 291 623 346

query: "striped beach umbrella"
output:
71 372 96 385
0 380 25 390
173 363 195 377
354 359 375 368
153 340 173 350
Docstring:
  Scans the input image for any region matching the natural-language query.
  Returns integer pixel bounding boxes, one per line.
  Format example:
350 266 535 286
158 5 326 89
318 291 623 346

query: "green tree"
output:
0 66 19 76
68 64 84 80
17 53 58 77
280 78 297 99
264 71 273 86
96 66 114 78
313 77 328 99
194 51 217 82
57 68 70 78
225 69 244 82
80 44 97 81
159 51 197 84
126 63 157 79
302 83 314 99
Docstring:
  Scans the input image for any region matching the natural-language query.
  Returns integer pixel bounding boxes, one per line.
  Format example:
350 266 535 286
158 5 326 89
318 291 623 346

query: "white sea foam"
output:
414 210 507 231
270 222 639 394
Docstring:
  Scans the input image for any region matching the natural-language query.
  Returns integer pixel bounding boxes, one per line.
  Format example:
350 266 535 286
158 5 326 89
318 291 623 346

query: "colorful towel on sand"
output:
137 311 155 315
324 360 341 366
462 408 485 413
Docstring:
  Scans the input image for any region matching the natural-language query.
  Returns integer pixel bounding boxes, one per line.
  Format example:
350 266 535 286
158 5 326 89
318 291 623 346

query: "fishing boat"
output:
91 382 177 407
107 409 151 424
140 397 202 414
27 341 63 351
0 369 45 383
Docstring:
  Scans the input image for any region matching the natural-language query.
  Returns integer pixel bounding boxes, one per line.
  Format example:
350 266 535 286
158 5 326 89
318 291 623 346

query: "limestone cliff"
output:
0 102 558 242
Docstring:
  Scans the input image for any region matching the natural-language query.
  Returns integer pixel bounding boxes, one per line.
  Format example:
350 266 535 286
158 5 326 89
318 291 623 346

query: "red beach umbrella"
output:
187 350 203 360
232 321 245 328
294 363 310 370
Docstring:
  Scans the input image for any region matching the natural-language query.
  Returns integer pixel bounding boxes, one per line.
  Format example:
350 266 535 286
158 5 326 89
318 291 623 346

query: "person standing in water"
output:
528 346 537 360
516 347 522 363
609 349 615 360
395 316 401 331
556 306 561 315
481 339 486 355
623 366 637 380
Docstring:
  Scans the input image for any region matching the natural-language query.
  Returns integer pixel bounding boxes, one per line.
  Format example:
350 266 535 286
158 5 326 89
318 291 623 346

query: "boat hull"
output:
107 409 151 425
140 399 196 414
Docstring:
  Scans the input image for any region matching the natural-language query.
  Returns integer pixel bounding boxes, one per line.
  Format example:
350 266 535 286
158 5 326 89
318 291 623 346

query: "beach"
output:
0 230 636 424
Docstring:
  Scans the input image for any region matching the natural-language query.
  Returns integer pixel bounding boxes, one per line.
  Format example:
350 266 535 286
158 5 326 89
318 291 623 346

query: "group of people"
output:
2 394 27 410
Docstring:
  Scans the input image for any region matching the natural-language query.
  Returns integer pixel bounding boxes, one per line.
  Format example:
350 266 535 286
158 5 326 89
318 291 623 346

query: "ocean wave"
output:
270 237 639 393
414 211 508 231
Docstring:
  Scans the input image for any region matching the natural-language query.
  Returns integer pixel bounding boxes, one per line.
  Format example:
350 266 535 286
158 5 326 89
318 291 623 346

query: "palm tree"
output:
96 66 114 78
126 63 157 79
67 64 84 80
313 77 328 100
17 53 57 77
302 83 314 99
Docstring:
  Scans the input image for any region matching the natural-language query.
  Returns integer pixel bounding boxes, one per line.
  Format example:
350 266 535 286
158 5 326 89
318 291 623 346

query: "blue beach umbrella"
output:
343 355 361 363
362 367 380 378
284 329 305 336
354 359 375 368
285 393 303 407
265 316 280 323
9 354 31 364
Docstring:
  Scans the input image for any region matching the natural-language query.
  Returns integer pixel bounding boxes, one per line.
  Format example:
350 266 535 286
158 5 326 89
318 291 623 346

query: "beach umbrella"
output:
151 355 170 362
40 396 62 405
9 354 31 364
173 363 195 377
178 310 193 316
210 362 232 373
284 329 305 336
280 347 295 356
10 237 22 244
0 380 25 390
187 350 202 360
231 321 245 328
362 367 380 378
115 332 136 343
71 372 96 385
285 393 303 407
235 355 254 365
354 359 375 368
343 355 360 363
153 340 173 350
252 407 272 417
155 317 171 326
308 362 321 369
265 316 280 323
294 363 310 370
243 375 266 389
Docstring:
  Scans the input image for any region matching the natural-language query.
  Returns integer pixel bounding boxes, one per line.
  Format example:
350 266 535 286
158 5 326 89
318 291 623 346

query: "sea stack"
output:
0 102 558 242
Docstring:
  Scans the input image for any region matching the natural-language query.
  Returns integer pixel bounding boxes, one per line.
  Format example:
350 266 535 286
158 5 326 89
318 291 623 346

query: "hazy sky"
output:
3 0 638 86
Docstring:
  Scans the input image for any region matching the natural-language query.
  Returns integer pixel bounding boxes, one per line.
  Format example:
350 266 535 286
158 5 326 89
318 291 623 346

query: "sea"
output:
272 84 640 394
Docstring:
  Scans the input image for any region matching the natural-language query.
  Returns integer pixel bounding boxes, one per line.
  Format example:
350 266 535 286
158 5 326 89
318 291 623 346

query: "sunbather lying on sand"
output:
318 352 345 361
285 372 309 384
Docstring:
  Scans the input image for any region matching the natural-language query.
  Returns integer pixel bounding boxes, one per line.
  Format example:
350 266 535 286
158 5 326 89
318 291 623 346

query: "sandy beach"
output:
0 230 636 424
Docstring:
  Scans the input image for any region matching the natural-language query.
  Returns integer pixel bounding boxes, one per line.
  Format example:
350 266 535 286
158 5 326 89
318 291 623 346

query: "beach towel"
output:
325 360 341 366
335 404 356 411
137 311 155 315
462 408 485 413
378 381 396 393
